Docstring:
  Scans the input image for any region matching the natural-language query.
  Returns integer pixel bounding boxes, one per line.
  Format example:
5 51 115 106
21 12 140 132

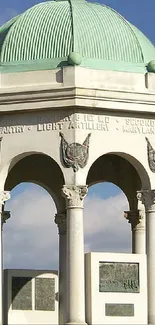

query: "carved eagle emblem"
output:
59 132 91 172
146 137 155 172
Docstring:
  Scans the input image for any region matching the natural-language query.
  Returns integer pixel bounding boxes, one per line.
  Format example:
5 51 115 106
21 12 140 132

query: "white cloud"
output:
84 192 131 253
3 186 58 269
3 184 131 271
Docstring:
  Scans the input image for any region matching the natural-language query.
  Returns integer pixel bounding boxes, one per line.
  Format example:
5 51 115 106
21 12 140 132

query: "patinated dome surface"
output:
0 0 155 73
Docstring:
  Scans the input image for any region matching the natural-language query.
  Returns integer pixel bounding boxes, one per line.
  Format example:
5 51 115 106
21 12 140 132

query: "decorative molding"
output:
146 137 155 172
61 185 88 208
137 190 155 211
54 213 66 235
60 132 91 172
124 210 144 230
0 191 10 213
1 85 155 114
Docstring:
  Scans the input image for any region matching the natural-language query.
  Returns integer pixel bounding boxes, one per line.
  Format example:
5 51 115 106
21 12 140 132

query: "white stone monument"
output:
1 0 155 324
85 252 147 324
4 270 58 325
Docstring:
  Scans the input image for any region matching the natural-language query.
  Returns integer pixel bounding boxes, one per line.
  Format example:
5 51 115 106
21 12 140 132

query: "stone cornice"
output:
1 86 155 114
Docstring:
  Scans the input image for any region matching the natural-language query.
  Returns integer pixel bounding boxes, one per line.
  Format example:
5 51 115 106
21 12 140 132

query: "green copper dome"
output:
0 0 155 73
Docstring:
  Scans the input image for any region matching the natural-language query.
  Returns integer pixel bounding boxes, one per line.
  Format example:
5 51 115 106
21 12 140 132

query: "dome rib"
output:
1 1 73 62
0 0 155 73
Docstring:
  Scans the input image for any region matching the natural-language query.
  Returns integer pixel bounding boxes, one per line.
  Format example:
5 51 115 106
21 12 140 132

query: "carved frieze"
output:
61 185 88 208
1 113 155 135
146 137 155 172
59 132 91 172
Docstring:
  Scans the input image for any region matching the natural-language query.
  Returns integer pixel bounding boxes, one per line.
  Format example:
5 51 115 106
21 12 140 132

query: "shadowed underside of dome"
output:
0 0 155 73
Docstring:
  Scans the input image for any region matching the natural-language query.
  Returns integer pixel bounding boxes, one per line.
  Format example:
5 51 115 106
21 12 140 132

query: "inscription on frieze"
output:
99 262 139 293
105 303 134 317
12 277 32 310
35 278 55 311
122 118 155 134
1 112 155 135
0 113 110 134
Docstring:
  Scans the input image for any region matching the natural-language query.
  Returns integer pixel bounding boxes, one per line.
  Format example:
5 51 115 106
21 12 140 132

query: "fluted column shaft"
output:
62 185 88 325
137 190 155 325
0 192 10 325
55 213 67 325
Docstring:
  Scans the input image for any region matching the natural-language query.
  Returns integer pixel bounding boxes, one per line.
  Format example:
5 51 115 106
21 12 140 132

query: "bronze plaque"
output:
35 278 55 311
12 277 32 310
105 303 134 316
99 262 139 293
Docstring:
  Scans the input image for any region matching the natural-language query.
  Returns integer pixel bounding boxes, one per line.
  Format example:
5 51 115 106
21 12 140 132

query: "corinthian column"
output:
137 190 155 325
61 185 88 325
0 191 10 325
124 210 145 254
55 213 67 325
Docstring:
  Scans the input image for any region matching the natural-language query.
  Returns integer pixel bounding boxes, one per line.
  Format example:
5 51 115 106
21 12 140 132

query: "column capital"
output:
0 191 10 213
61 185 88 208
124 210 144 230
137 190 155 211
2 211 10 230
54 213 66 235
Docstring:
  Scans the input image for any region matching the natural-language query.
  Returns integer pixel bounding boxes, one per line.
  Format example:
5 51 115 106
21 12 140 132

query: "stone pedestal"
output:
124 210 146 254
0 191 10 325
55 213 66 325
62 185 88 325
137 190 155 325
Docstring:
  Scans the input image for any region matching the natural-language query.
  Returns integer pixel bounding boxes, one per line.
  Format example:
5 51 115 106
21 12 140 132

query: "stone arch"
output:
87 152 151 210
4 152 65 212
